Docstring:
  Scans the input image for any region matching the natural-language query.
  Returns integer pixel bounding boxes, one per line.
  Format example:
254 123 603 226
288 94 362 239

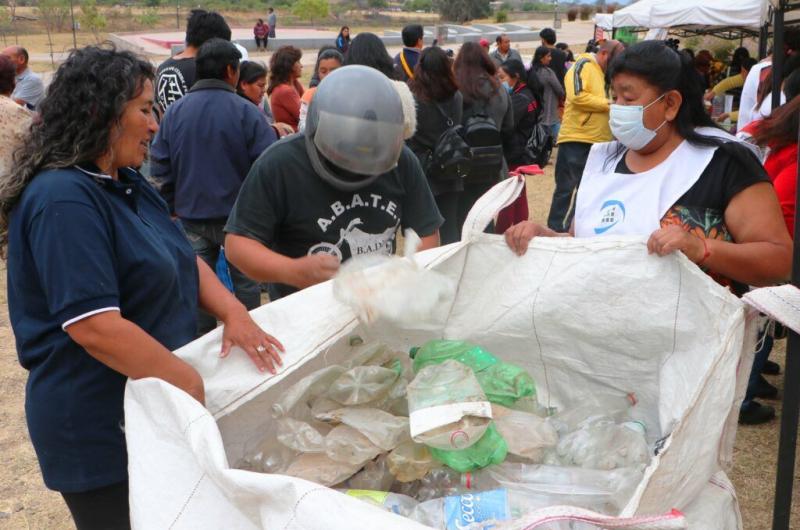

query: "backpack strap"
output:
432 102 454 127
399 50 414 80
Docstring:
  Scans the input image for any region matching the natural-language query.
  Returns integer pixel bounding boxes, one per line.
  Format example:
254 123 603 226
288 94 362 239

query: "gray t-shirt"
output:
12 68 44 110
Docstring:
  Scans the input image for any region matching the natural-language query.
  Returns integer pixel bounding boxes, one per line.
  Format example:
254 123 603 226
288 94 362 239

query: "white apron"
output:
574 127 741 238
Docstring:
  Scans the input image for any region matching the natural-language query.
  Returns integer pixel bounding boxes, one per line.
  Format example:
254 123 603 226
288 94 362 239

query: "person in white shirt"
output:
737 58 771 131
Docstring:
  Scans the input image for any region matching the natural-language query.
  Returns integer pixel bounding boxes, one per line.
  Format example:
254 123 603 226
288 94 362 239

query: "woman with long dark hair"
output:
237 61 294 137
504 41 791 424
267 45 304 131
530 45 564 138
336 26 351 55
408 46 463 244
1 45 283 529
453 41 514 230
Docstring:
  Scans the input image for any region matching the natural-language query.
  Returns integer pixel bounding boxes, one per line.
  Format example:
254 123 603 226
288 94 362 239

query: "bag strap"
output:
399 50 414 80
433 102 454 128
461 177 526 242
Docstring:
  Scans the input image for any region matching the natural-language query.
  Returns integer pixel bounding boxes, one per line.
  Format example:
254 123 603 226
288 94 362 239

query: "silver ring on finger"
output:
256 345 266 353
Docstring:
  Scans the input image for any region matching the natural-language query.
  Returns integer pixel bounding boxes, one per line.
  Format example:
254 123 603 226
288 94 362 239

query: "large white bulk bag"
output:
125 178 757 529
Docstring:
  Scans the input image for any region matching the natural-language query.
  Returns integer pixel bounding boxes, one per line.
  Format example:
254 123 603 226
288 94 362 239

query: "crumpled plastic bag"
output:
333 229 457 329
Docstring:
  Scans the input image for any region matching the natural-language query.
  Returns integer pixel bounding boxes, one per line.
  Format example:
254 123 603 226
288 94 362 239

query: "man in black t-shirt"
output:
155 9 231 116
224 66 443 300
539 28 567 88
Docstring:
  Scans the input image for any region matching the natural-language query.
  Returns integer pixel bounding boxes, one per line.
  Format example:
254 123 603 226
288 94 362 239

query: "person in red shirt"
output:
751 71 800 237
267 46 304 131
253 19 268 51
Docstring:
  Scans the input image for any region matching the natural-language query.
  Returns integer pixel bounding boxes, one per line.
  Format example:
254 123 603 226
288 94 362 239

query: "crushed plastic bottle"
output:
408 488 513 530
410 340 535 407
342 489 420 517
325 424 383 466
492 405 558 462
554 420 650 470
429 423 508 473
316 407 408 451
407 360 492 450
387 440 441 483
327 365 400 406
341 455 395 491
460 463 644 514
284 452 363 486
276 418 326 453
272 365 346 418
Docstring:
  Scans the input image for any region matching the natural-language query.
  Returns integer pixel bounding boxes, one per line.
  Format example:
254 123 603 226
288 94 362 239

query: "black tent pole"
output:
760 23 769 59
772 3 799 526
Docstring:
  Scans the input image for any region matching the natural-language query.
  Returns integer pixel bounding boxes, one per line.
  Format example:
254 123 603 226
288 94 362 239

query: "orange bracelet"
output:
697 237 711 266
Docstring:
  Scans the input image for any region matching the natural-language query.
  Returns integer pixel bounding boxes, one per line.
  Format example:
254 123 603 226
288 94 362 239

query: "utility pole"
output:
68 0 77 49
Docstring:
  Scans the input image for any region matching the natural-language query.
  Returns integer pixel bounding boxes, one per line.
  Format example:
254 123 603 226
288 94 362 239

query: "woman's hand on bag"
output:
505 221 551 256
220 306 285 374
647 225 706 263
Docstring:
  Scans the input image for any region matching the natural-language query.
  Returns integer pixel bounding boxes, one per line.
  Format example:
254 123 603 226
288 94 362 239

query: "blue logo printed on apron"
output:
594 200 626 235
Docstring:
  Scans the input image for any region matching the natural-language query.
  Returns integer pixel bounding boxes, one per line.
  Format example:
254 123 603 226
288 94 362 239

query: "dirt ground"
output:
0 162 799 529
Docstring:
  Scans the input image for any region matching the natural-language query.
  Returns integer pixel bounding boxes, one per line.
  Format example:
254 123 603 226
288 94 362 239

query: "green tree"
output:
369 0 388 8
36 0 70 66
0 5 10 46
435 0 490 23
80 0 107 42
292 0 329 24
495 9 507 23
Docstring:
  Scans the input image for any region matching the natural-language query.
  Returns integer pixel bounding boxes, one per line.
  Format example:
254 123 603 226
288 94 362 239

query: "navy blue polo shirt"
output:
7 165 199 493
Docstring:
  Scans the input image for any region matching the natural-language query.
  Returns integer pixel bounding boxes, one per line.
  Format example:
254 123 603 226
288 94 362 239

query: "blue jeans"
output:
742 328 774 410
549 122 561 141
547 141 592 232
182 220 261 336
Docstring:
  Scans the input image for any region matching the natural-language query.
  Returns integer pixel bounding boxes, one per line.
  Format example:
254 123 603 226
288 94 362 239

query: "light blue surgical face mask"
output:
502 80 513 93
609 93 668 151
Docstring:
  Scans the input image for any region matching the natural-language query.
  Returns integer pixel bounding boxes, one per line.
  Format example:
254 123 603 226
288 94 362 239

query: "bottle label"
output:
443 489 509 530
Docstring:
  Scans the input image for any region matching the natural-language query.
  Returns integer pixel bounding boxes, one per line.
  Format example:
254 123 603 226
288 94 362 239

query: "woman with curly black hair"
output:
1 45 284 530
267 45 303 130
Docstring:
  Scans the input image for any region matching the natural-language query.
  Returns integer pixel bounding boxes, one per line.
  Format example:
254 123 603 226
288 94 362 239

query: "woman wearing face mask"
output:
497 58 541 168
505 42 791 301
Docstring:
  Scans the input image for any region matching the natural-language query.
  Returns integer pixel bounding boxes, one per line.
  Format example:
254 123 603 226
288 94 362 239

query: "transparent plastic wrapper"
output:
429 423 508 473
333 230 457 328
327 365 400 406
462 463 644 514
325 424 383 466
276 418 326 453
388 440 441 483
272 365 346 418
548 395 638 436
554 421 650 470
342 456 395 491
407 360 492 450
284 452 363 487
410 340 536 407
342 489 420 517
317 407 408 451
492 405 558 462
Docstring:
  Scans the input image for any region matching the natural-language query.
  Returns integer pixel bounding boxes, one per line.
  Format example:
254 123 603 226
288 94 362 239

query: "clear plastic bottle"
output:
327 365 400 405
555 420 649 470
407 360 491 450
492 405 558 462
388 440 441 483
275 417 326 453
316 407 408 451
324 424 382 466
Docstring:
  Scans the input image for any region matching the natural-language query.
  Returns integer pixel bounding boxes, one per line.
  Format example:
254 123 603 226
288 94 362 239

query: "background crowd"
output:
1 8 800 530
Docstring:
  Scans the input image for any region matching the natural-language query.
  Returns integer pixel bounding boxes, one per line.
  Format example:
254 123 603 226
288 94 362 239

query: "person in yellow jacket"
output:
547 39 624 231
704 57 756 124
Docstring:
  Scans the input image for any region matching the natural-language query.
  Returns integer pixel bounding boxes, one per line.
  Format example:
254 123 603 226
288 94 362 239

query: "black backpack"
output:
525 122 554 168
424 104 473 182
462 101 504 181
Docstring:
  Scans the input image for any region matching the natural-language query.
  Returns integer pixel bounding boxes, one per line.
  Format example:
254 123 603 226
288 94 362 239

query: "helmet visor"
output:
313 110 405 176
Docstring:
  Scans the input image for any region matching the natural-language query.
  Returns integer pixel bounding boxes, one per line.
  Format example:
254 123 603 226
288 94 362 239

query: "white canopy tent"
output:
611 0 669 29
593 13 613 31
648 0 766 31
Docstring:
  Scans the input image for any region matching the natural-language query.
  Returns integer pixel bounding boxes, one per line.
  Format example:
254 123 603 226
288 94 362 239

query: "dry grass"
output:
0 155 798 528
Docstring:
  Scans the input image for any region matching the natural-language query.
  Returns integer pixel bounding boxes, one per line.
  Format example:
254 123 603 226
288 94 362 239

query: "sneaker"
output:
739 401 776 425
763 360 781 376
755 375 779 400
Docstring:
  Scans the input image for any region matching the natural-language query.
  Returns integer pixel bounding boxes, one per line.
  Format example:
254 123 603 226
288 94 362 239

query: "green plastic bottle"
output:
410 340 535 407
429 424 508 472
